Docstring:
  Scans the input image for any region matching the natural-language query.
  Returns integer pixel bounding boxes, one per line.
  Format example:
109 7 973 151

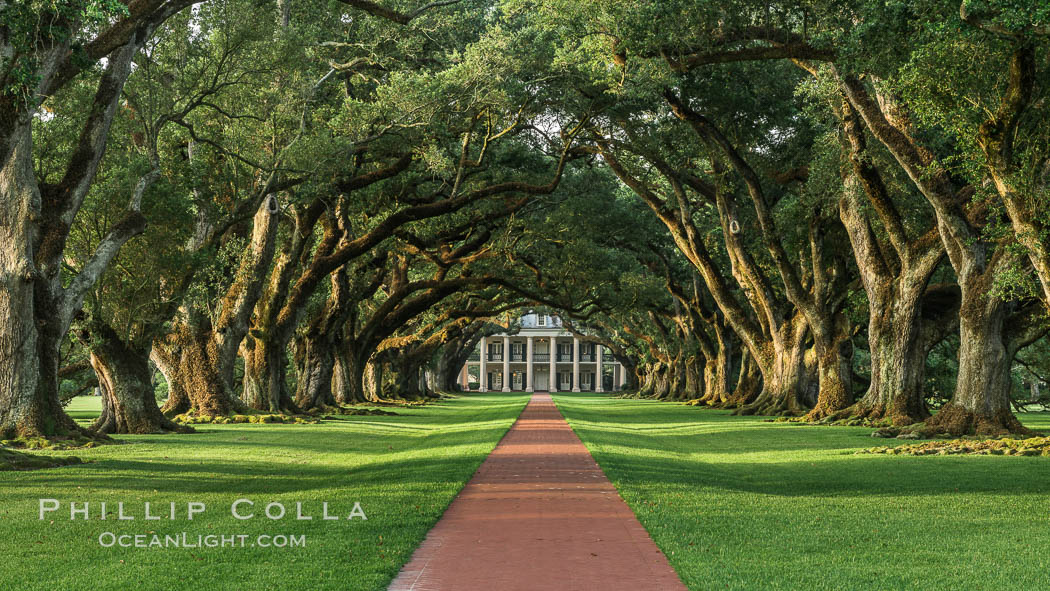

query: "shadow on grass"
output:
5 393 529 498
553 394 1050 499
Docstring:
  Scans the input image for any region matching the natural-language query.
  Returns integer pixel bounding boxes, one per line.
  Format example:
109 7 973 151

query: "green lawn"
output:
1 393 528 591
553 393 1050 591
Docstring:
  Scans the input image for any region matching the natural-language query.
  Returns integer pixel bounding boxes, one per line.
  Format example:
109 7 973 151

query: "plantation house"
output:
459 312 626 392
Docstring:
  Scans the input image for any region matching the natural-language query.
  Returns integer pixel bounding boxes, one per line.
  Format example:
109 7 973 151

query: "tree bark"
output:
923 268 1035 436
86 323 191 434
293 331 337 412
735 316 809 416
155 197 280 417
805 314 853 420
0 128 68 438
0 3 194 439
155 317 250 417
332 346 373 404
241 336 301 414
725 349 761 408
704 319 735 406
839 75 1037 435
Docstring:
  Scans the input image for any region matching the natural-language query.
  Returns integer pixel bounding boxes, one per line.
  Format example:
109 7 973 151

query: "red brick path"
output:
388 393 686 591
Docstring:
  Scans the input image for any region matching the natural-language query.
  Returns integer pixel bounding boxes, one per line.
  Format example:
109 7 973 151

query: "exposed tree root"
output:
1 432 114 450
303 404 399 417
824 400 929 427
0 448 84 471
916 404 1039 438
858 435 1050 456
171 412 322 425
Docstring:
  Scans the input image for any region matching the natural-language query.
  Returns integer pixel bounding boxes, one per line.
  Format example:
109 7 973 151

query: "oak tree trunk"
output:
924 279 1030 436
804 315 855 421
725 349 761 408
736 319 809 416
155 319 248 417
0 129 83 439
87 325 191 435
836 285 933 425
332 347 372 404
294 333 337 412
241 335 301 414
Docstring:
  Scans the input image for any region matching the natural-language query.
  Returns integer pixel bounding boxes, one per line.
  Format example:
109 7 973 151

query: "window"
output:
537 314 547 326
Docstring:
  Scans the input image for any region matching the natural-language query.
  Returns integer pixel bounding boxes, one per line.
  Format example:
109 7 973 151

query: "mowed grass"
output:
1 392 528 591
553 393 1050 591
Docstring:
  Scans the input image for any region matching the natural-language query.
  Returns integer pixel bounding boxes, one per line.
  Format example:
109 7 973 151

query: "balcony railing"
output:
487 354 502 362
510 354 525 362
468 352 480 361
533 353 550 363
557 354 573 362
580 354 595 362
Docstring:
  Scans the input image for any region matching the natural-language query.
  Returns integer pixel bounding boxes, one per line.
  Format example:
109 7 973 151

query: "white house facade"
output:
458 312 627 392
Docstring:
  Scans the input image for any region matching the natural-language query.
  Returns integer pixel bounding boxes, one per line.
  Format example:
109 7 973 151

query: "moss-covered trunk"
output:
155 319 248 417
0 130 83 439
87 324 190 435
332 347 373 404
699 327 734 406
735 318 808 416
838 285 933 425
924 277 1029 436
241 334 301 414
804 315 854 421
293 332 336 412
383 356 429 401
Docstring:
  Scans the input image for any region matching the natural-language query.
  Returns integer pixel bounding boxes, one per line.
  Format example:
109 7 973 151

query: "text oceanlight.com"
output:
97 532 307 548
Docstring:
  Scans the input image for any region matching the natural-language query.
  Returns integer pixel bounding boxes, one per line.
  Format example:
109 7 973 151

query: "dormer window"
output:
537 314 547 326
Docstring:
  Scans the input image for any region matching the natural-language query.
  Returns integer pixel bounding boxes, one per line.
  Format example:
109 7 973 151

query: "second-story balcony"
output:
556 354 573 362
487 354 502 362
580 354 595 362
533 353 550 363
468 352 480 361
510 354 525 362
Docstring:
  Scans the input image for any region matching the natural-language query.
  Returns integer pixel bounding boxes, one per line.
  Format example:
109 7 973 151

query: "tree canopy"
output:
2 0 1050 440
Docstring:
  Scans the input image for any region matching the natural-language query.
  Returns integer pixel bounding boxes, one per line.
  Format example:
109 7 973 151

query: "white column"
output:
595 344 603 392
502 336 511 392
549 338 556 391
478 337 487 392
572 336 581 392
459 364 469 390
617 364 625 390
526 336 534 392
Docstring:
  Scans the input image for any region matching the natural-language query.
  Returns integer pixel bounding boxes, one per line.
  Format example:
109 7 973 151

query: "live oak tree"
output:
521 0 1050 434
62 2 287 432
0 0 199 438
6 0 1050 441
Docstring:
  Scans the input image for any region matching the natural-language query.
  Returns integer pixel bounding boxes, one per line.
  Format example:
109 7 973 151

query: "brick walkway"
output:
388 393 686 591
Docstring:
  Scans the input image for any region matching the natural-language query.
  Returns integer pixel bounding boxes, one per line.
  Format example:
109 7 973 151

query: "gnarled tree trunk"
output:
87 323 191 434
697 320 735 407
804 314 854 421
725 349 761 408
332 345 373 404
923 269 1036 436
242 336 300 414
155 317 249 417
156 197 280 417
736 317 809 416
294 331 337 412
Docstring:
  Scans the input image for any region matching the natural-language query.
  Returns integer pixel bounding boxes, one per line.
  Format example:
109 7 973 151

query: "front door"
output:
535 371 548 391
